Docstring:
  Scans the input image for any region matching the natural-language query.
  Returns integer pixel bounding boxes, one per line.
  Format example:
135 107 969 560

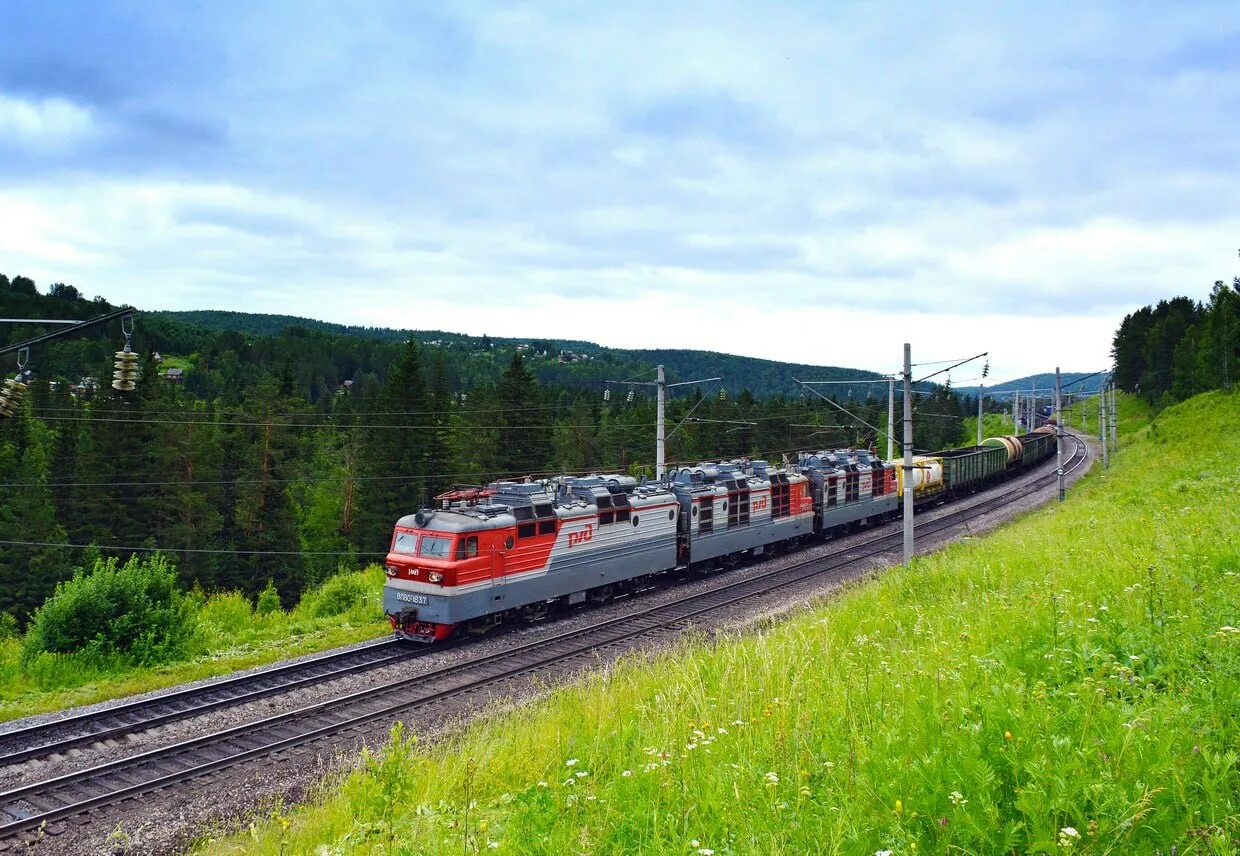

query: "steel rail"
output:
0 638 415 767
0 436 1087 841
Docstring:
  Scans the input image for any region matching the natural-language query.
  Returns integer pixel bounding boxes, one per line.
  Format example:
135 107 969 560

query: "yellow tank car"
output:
891 455 945 502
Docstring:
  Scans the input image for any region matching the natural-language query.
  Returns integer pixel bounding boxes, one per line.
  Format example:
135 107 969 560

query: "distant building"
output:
163 368 184 383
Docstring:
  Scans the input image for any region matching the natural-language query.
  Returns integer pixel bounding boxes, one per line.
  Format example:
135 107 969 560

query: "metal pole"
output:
1099 385 1109 469
1013 391 1020 436
1055 367 1064 502
1109 380 1118 452
976 383 984 446
887 378 895 460
902 343 914 563
656 364 666 479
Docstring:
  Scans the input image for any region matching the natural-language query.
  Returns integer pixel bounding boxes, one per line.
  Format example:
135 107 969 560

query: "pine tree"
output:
493 352 551 477
353 339 430 553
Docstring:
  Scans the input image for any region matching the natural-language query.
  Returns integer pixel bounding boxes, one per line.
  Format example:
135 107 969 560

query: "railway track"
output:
0 435 1088 844
0 638 416 768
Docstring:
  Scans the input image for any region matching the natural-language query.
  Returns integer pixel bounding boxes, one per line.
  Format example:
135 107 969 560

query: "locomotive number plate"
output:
396 592 429 605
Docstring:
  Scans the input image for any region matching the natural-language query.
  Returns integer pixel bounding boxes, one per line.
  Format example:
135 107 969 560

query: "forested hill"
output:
2 272 979 628
156 310 884 398
955 372 1104 397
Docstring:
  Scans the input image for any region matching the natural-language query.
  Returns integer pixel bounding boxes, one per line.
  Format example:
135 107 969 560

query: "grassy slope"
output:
0 569 389 722
203 390 1240 855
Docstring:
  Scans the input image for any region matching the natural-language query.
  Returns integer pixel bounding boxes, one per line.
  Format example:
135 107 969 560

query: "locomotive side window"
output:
517 523 537 539
538 519 557 535
393 531 418 555
455 536 479 560
615 507 630 523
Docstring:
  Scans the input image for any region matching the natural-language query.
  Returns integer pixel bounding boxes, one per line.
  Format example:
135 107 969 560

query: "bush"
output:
301 572 369 619
23 554 197 667
255 581 283 616
0 612 17 641
198 591 255 638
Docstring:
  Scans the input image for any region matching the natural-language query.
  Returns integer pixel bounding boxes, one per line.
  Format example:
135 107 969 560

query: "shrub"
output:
0 612 17 641
22 554 197 667
255 581 283 616
198 591 255 638
301 572 369 619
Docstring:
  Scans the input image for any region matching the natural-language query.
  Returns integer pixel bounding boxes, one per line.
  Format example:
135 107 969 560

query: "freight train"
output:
383 432 1058 642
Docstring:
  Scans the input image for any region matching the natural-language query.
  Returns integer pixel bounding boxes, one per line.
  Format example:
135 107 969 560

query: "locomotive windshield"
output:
417 535 454 558
392 531 418 555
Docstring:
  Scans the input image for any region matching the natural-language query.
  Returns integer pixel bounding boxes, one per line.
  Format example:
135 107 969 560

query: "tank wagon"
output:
384 430 1064 642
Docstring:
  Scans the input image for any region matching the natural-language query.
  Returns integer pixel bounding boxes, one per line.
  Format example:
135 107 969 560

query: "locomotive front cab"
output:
383 510 501 642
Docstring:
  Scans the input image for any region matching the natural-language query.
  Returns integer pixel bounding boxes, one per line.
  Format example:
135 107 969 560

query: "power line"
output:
0 539 385 556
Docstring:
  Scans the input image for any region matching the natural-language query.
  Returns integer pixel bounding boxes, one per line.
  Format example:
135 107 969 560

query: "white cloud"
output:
0 94 96 150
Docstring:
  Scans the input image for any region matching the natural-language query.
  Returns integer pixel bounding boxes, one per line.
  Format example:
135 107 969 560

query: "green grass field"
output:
198 389 1240 855
0 568 390 722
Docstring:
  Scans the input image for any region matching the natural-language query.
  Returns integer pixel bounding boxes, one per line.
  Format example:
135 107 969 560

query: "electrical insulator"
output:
113 349 140 391
982 359 990 379
0 377 27 418
626 389 634 403
603 388 611 402
718 388 727 400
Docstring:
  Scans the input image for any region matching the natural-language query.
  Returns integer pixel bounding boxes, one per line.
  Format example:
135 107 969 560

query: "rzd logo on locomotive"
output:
752 496 769 511
568 524 594 548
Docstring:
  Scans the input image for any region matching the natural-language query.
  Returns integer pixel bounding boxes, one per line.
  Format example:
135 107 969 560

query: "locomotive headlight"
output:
427 572 444 584
385 564 398 577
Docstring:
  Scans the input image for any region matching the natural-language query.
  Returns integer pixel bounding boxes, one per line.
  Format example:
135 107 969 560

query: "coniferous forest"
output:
1112 278 1239 405
0 272 977 626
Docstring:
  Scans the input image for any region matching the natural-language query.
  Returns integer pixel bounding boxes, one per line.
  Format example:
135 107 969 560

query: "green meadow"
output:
202 389 1240 854
0 567 389 722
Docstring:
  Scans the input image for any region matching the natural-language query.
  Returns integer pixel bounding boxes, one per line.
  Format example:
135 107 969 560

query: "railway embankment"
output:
204 389 1239 855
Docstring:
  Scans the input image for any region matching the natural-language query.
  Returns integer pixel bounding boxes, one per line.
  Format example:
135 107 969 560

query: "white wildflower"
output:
565 758 578 767
949 790 967 806
621 770 632 777
575 771 588 779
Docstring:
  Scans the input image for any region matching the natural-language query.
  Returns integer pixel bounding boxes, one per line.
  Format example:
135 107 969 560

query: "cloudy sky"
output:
1 2 1236 381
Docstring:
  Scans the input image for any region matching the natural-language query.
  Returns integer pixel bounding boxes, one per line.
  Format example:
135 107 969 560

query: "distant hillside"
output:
956 372 1104 397
157 310 889 399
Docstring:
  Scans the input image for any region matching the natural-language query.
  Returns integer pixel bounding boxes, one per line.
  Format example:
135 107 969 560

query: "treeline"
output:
1112 279 1238 405
0 273 972 624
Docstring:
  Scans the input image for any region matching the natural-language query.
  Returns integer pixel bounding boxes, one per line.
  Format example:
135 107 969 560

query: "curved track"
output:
0 435 1087 843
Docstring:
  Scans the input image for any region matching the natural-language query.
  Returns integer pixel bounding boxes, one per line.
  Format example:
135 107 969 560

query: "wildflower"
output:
949 791 967 806
876 850 893 856
717 727 728 735
536 781 548 788
566 758 579 767
622 770 633 777
575 771 589 779
488 843 500 850
1058 826 1080 849
690 840 700 848
732 719 745 726
698 849 715 856
764 771 780 787
479 821 488 833
1004 730 1013 741
895 799 903 814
